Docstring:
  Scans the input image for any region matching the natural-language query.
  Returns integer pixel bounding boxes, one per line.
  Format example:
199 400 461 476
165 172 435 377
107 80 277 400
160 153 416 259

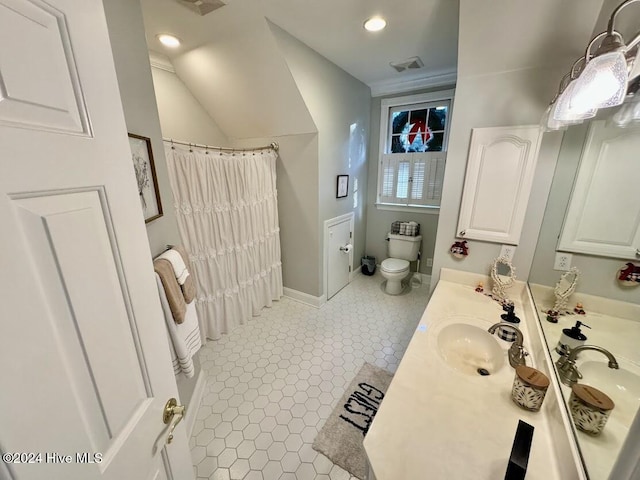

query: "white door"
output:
0 1 193 479
327 215 353 299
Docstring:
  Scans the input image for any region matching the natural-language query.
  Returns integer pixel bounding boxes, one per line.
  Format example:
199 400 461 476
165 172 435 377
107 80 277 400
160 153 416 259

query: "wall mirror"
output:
557 120 640 260
490 256 515 303
529 113 640 480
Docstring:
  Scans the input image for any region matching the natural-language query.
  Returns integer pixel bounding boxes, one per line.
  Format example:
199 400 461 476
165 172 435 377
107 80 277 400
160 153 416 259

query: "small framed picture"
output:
337 175 349 198
128 133 163 223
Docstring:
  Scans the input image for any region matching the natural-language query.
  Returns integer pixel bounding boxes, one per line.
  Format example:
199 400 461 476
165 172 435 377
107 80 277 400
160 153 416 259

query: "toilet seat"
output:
381 258 409 273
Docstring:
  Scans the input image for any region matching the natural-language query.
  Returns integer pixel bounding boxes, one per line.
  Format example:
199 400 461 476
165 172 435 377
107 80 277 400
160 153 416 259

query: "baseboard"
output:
185 369 206 438
349 265 362 282
283 287 326 308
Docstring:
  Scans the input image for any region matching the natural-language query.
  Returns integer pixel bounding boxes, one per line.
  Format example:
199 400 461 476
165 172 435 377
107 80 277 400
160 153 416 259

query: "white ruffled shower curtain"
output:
165 143 283 340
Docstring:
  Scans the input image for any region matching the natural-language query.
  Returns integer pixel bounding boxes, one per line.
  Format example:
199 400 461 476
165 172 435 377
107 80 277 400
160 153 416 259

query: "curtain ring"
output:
189 143 193 153
171 139 175 150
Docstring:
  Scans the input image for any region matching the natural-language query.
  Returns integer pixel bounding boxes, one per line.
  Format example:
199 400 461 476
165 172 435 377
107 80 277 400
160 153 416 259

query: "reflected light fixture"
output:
364 17 386 32
543 0 640 130
157 34 181 48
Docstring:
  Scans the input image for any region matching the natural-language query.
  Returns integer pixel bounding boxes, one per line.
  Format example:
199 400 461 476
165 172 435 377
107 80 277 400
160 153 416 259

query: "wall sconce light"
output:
543 0 640 131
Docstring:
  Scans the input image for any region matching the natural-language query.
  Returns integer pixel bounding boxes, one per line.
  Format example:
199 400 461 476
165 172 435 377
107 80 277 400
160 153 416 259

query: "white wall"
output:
103 0 200 414
103 0 180 258
430 0 604 291
150 60 228 146
167 9 316 140
268 22 371 297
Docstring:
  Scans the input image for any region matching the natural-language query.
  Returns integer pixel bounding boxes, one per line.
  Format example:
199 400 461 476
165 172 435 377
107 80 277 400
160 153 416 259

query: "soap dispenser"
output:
497 304 521 342
556 321 591 356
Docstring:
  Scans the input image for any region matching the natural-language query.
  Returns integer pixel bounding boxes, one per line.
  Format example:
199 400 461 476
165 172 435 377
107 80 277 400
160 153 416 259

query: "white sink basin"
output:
437 323 505 376
579 360 640 426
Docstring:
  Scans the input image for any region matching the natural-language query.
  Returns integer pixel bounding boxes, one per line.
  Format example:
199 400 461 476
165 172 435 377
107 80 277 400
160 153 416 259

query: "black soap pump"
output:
555 320 591 356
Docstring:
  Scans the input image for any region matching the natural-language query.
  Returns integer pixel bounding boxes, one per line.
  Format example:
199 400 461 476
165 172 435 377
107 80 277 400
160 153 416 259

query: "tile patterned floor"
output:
190 272 431 479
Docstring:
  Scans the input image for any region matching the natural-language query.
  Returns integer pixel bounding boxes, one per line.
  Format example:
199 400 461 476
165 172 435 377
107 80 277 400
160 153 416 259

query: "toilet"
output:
380 233 422 295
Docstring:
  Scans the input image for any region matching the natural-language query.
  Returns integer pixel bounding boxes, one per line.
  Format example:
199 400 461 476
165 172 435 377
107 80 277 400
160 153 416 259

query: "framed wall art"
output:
128 133 163 223
337 174 349 198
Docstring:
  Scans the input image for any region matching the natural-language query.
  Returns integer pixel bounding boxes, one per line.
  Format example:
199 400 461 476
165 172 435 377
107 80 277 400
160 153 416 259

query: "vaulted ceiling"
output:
139 0 615 139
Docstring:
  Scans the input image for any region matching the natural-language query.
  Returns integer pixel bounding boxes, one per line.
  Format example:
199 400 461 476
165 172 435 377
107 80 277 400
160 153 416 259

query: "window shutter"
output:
380 154 412 204
407 153 446 206
410 159 426 202
379 155 398 203
424 153 446 206
396 160 411 199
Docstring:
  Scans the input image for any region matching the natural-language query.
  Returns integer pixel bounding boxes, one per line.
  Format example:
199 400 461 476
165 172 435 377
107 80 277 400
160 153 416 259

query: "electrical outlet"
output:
554 252 573 271
426 258 433 267
500 245 516 262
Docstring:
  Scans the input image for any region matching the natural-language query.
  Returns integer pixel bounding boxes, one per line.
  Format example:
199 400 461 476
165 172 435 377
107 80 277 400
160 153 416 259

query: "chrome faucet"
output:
488 323 527 368
556 345 619 387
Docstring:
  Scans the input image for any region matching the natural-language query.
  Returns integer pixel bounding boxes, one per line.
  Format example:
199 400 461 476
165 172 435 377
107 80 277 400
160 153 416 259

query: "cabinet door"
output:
457 125 542 245
558 120 640 259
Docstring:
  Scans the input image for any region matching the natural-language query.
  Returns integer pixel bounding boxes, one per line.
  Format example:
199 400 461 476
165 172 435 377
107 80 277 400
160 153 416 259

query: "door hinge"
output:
349 266 351 272
350 231 352 239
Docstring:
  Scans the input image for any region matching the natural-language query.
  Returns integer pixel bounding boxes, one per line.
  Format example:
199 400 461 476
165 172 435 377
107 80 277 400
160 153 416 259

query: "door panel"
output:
12 189 148 446
0 0 89 133
327 218 352 299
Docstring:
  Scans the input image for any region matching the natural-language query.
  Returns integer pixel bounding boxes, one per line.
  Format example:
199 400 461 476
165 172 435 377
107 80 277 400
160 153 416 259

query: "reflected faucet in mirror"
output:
556 345 619 387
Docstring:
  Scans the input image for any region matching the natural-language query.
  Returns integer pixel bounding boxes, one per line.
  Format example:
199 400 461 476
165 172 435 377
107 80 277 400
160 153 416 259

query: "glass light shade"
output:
553 80 598 122
612 102 634 127
571 51 628 110
611 96 640 127
540 104 568 131
627 50 640 82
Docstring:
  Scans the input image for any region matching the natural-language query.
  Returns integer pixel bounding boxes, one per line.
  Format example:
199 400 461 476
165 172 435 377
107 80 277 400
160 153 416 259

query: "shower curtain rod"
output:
163 138 279 152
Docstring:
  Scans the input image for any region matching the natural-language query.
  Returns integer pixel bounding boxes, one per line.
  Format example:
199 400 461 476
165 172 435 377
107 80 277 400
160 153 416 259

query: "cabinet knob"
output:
459 230 466 237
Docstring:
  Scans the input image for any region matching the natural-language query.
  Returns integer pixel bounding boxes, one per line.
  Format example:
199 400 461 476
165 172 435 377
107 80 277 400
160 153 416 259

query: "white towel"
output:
156 273 202 378
157 249 189 285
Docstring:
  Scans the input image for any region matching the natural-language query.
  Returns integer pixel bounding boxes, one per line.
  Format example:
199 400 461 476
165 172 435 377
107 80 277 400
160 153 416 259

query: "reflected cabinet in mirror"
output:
529 116 640 480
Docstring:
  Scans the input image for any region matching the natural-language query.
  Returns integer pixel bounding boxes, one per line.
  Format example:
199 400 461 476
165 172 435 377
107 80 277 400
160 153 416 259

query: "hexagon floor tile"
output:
191 272 430 479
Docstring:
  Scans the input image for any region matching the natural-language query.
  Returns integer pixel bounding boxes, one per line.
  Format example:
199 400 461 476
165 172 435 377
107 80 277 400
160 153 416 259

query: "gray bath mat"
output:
312 363 393 480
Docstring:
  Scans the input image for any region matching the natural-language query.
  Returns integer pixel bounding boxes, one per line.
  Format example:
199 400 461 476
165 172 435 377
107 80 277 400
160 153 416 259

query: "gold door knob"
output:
163 398 185 444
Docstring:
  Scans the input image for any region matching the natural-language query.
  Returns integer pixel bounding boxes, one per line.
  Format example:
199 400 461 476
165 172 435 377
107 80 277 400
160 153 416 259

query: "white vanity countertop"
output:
363 269 564 480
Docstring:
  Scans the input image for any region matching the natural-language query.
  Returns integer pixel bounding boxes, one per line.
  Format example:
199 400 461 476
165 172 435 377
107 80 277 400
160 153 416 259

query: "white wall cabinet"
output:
457 125 542 245
558 120 640 259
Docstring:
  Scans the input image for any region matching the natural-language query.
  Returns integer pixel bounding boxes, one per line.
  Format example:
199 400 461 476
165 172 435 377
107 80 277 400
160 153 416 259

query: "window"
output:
377 90 454 210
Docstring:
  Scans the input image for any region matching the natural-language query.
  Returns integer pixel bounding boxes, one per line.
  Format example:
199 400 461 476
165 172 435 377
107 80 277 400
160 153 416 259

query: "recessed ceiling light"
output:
157 34 181 48
364 17 386 32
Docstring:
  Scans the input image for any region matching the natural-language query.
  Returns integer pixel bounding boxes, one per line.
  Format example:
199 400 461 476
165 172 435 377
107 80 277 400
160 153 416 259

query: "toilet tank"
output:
388 233 422 261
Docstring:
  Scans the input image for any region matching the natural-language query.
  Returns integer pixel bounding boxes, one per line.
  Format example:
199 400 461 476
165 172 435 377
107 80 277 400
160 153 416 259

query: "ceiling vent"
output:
176 0 226 16
390 56 424 73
